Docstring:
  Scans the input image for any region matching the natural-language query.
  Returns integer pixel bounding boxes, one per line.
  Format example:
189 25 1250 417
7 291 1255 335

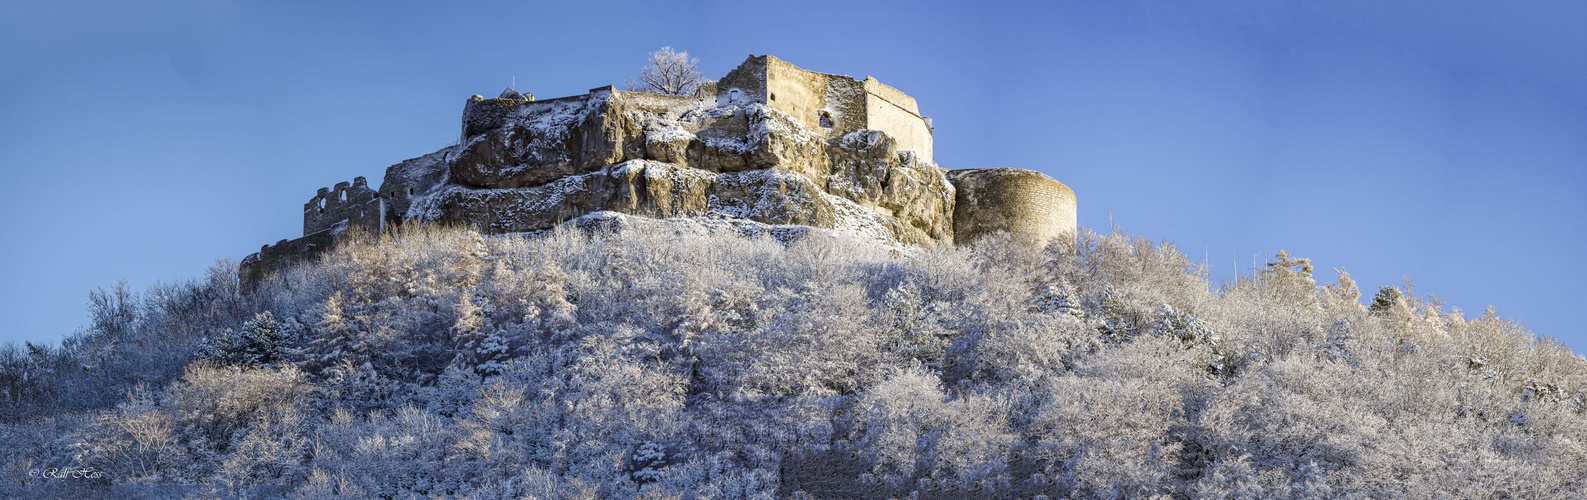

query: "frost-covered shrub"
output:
73 362 310 486
7 225 1586 497
73 385 184 484
943 314 1097 386
846 367 1014 492
1029 338 1213 498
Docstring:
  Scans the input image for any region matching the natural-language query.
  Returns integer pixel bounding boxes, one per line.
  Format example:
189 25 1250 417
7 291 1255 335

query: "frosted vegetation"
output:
625 46 707 96
2 226 1584 498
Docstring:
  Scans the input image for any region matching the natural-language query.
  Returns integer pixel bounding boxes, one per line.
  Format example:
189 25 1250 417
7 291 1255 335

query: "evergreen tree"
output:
204 312 285 366
1091 285 1135 343
1034 285 1084 319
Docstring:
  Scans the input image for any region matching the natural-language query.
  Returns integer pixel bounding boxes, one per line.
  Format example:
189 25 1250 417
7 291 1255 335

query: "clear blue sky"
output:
2 1 1583 351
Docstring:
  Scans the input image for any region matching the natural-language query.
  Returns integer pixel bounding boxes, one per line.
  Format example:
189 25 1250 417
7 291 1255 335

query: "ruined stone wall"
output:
947 168 1076 247
611 90 702 113
823 76 867 137
763 56 871 139
862 77 933 164
239 231 337 287
762 57 859 137
764 57 826 132
380 151 451 222
717 56 932 164
303 176 383 236
716 56 768 106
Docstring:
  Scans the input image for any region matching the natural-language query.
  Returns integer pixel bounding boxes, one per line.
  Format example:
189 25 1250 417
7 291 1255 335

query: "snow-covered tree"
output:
202 312 285 367
5 225 1585 497
628 46 706 96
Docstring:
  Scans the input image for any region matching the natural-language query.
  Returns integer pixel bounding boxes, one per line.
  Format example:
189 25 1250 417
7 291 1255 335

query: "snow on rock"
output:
395 86 957 248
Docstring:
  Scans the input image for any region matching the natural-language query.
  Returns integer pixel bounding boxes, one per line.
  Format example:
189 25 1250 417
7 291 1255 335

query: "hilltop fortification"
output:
242 55 1076 285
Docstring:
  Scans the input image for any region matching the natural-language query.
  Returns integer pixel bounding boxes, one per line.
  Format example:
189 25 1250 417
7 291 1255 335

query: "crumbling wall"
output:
715 55 932 164
716 56 768 107
764 57 830 134
303 176 382 237
239 231 337 287
380 150 450 222
947 168 1076 247
823 76 867 137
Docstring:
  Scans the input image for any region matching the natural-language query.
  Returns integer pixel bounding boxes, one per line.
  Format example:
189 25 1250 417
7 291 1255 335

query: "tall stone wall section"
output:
861 78 933 164
723 55 933 164
716 59 769 107
379 150 450 224
948 168 1077 247
762 56 867 138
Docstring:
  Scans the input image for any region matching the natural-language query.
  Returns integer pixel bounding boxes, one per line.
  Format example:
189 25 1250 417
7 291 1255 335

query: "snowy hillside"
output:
2 226 1584 498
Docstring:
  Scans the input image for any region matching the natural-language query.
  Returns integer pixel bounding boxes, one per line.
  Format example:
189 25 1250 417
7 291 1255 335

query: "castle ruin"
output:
241 55 1076 285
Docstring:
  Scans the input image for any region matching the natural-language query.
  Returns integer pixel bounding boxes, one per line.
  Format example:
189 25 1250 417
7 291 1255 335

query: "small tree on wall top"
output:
628 46 706 95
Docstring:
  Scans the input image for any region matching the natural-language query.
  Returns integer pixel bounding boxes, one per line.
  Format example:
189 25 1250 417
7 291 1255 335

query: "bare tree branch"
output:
627 46 705 95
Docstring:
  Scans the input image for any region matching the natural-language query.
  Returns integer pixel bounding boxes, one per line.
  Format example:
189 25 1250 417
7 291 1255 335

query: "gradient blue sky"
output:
2 1 1584 351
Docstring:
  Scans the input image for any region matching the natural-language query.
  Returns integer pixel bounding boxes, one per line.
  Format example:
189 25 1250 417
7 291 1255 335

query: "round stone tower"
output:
947 168 1077 247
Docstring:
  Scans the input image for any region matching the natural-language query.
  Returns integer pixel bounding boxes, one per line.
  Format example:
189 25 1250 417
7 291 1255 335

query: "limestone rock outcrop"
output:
419 84 957 247
242 55 1077 286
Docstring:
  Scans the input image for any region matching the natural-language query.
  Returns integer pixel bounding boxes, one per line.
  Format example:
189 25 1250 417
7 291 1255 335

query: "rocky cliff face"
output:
244 59 1079 286
396 88 958 247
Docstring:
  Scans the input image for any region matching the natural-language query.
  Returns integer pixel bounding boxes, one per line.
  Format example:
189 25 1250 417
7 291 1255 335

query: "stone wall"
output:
824 76 868 136
379 150 451 222
303 176 382 237
725 55 932 163
239 226 338 288
763 56 867 138
948 168 1076 247
862 77 933 164
716 56 768 106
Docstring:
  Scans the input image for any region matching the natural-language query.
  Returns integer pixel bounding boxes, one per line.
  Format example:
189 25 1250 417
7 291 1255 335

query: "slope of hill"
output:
2 225 1582 498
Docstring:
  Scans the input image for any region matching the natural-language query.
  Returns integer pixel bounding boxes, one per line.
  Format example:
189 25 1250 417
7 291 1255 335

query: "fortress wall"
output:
948 168 1076 247
347 197 383 234
723 55 929 162
764 56 842 135
610 90 702 115
765 57 825 132
379 150 450 223
303 176 382 236
717 55 769 107
763 56 869 138
860 78 919 114
239 230 337 288
861 78 932 164
824 76 868 136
